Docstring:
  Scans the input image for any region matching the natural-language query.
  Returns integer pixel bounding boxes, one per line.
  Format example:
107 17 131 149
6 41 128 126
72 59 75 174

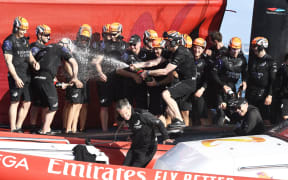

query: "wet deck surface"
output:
0 123 275 145
53 125 237 145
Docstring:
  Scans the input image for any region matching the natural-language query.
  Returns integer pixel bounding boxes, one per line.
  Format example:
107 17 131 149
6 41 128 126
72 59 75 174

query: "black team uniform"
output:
234 104 264 135
246 54 277 122
30 41 46 57
274 62 288 121
121 108 169 167
190 54 209 125
2 34 31 102
121 46 157 109
205 46 228 109
66 44 92 104
29 41 47 131
168 46 197 116
33 44 72 111
146 52 169 117
30 41 47 94
209 46 228 62
97 39 127 107
212 51 247 125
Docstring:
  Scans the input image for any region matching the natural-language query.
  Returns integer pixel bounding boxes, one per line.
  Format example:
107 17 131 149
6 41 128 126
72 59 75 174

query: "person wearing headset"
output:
130 31 197 128
93 22 128 132
29 24 52 133
32 37 82 135
2 16 40 132
142 29 158 60
246 36 277 125
31 24 51 56
212 37 247 126
65 24 93 133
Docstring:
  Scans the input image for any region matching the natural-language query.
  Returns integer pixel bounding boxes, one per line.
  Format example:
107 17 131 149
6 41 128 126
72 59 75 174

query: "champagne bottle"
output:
55 82 63 88
135 68 153 82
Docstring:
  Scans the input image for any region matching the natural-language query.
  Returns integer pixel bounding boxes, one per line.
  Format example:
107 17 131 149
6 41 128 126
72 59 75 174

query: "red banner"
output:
0 151 262 180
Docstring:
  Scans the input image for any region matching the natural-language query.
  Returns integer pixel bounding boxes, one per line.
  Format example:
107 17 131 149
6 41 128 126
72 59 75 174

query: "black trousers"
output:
123 142 157 168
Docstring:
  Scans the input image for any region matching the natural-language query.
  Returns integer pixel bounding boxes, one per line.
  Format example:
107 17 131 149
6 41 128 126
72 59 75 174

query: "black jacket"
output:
121 108 169 149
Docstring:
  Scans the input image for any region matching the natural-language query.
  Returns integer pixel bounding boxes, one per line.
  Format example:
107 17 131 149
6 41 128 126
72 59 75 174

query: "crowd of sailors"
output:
2 16 288 136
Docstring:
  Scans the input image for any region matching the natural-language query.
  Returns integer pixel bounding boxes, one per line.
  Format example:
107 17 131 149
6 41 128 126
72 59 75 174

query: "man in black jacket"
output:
133 31 197 128
116 98 173 167
2 16 40 132
234 98 265 135
246 37 277 125
33 38 82 134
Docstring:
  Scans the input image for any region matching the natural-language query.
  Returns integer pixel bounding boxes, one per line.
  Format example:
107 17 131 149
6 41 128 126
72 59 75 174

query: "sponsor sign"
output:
0 151 260 180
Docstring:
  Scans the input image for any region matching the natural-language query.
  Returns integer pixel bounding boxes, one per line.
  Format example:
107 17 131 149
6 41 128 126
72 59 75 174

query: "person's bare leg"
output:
16 101 31 129
71 104 82 133
62 102 71 130
41 107 46 124
79 104 88 131
200 118 212 126
30 106 40 126
157 115 167 127
162 90 183 121
100 107 109 132
41 107 56 133
9 101 20 131
181 110 190 126
165 107 173 126
66 104 78 133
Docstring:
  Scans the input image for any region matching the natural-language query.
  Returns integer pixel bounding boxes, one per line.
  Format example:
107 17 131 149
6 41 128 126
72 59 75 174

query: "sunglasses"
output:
43 34 50 37
231 48 240 51
19 28 27 31
111 33 118 37
129 43 137 47
80 36 90 41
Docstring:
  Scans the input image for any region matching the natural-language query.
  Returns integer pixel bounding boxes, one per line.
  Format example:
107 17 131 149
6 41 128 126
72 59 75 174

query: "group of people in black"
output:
3 16 288 138
3 15 288 168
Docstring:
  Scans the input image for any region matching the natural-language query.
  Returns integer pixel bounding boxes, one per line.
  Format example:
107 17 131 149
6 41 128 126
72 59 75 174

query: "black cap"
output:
129 34 141 44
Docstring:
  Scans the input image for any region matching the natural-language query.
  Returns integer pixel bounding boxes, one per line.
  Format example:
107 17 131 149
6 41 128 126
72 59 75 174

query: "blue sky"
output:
220 0 254 54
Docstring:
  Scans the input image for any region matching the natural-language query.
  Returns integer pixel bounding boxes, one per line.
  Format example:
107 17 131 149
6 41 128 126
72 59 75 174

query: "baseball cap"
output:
129 34 141 44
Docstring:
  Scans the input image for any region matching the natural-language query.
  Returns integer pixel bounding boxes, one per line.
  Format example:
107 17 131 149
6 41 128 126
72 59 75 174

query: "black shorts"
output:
66 81 90 104
8 75 31 102
148 86 166 115
192 95 208 118
177 98 192 111
32 76 58 111
168 79 195 100
281 99 288 117
97 77 114 107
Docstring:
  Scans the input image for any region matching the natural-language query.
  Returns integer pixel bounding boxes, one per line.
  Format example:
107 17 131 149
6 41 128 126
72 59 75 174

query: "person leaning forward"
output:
116 98 174 168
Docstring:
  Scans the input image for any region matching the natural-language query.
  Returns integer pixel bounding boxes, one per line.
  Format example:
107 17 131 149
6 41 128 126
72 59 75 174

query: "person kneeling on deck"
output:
234 98 265 135
116 98 174 168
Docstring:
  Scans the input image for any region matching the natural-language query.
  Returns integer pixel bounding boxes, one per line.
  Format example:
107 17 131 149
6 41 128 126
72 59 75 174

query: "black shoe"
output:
11 128 24 133
30 128 39 134
62 128 67 134
38 129 59 135
168 118 186 128
65 131 79 134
